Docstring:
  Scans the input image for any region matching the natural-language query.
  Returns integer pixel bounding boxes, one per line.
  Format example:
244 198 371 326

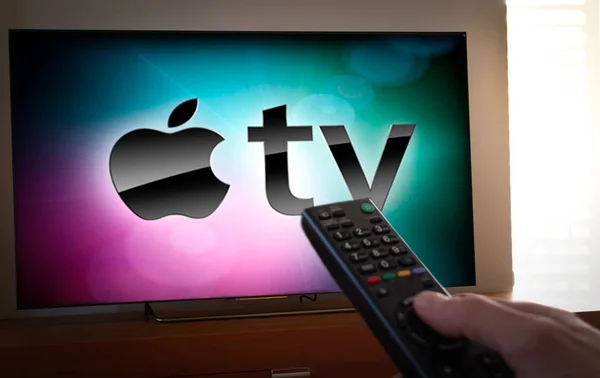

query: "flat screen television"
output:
9 30 475 310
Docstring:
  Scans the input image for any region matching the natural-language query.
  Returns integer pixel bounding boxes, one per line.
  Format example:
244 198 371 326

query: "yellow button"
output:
397 270 411 278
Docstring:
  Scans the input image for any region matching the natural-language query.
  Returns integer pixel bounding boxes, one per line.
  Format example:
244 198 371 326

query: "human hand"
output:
393 291 600 378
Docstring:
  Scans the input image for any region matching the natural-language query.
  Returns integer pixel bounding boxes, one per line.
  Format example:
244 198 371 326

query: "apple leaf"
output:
168 98 198 128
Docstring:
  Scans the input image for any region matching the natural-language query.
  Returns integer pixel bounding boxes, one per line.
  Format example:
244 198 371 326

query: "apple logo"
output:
109 98 230 220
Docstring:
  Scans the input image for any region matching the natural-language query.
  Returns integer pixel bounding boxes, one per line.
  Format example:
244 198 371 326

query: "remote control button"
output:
438 340 466 353
342 242 361 251
397 270 411 278
360 203 375 214
421 277 435 288
370 249 388 259
318 211 331 220
381 235 400 245
395 310 407 328
382 273 396 281
333 231 352 241
367 276 381 284
412 267 426 275
353 227 372 237
370 217 383 224
373 225 391 234
402 296 414 306
325 223 340 230
440 365 459 377
362 238 380 248
379 260 396 270
399 256 417 267
322 219 339 230
390 245 408 256
349 252 369 263
376 288 389 297
358 264 377 274
340 219 354 228
332 209 346 218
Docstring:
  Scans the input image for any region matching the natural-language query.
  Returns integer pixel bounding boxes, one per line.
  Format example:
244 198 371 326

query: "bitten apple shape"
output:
109 99 230 220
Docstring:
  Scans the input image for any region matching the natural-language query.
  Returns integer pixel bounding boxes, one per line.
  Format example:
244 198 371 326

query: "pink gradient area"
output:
15 152 337 308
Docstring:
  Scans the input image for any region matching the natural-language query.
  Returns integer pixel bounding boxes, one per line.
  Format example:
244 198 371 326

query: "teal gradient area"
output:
10 31 475 309
298 39 474 285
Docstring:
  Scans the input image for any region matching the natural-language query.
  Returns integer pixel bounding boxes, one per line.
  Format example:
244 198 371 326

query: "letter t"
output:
248 105 314 215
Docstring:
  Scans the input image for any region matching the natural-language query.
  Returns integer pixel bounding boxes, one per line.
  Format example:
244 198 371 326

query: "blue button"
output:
412 267 426 275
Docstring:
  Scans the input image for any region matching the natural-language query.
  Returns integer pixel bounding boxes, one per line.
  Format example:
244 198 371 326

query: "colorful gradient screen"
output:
9 30 475 309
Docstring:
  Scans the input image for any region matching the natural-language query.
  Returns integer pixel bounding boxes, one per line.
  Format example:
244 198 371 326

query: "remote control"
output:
301 198 514 378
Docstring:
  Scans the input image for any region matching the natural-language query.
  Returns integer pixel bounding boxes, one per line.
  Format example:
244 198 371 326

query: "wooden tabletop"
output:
3 291 600 348
0 292 513 346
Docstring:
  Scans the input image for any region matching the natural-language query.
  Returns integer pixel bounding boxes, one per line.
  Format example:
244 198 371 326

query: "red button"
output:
367 276 381 284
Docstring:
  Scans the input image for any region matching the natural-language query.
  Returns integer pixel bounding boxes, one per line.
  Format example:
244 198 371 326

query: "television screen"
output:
9 30 475 309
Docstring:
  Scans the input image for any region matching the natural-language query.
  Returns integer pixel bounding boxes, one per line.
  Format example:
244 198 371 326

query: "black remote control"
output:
301 198 514 378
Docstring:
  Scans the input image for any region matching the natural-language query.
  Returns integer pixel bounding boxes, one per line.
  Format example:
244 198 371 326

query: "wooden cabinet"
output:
1 292 599 378
0 310 399 378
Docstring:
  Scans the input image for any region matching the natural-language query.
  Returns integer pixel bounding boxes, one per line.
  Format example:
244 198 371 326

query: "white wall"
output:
0 0 513 319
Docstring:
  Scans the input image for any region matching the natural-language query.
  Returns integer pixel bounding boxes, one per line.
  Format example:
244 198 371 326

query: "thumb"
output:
413 291 542 358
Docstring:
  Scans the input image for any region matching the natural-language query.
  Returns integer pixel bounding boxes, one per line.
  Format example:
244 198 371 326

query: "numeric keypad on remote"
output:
302 199 514 378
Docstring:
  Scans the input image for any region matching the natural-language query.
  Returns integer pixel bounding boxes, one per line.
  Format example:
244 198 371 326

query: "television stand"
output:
143 293 357 323
144 301 356 323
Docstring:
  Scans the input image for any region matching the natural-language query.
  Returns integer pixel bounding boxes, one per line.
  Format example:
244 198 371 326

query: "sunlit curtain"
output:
506 0 600 312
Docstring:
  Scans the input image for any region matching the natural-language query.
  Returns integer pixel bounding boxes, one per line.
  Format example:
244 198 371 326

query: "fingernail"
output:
414 291 449 311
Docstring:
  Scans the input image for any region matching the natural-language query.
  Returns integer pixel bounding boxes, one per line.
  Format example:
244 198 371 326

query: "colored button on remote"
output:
361 203 375 214
399 256 416 267
397 270 411 278
382 273 396 281
412 267 426 275
367 276 381 284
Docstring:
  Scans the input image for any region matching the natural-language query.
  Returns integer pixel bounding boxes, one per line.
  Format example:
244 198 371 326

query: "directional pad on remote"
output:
404 305 465 351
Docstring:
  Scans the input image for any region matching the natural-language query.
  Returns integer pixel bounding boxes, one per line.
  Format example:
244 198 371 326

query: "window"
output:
506 0 600 311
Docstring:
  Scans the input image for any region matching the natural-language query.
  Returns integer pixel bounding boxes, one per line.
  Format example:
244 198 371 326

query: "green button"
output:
382 273 396 281
360 203 375 214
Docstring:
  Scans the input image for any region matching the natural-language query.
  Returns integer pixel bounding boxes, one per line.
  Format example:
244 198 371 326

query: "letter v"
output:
319 124 415 209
